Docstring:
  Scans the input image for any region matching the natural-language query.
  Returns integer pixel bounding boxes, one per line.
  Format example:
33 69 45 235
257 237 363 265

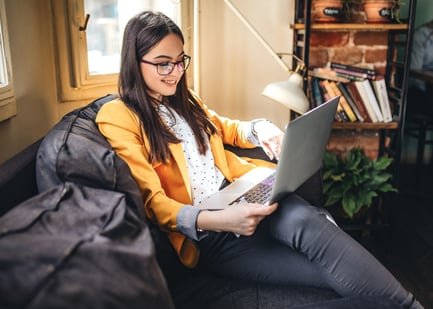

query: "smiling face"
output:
140 33 186 101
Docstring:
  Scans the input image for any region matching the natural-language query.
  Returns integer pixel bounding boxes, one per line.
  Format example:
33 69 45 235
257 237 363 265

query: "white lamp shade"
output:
262 72 310 115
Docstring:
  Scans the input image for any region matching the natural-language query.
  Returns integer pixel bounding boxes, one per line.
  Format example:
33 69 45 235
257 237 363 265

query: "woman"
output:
96 11 422 308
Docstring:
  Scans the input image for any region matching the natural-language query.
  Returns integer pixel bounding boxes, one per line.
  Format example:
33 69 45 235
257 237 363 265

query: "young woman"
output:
96 11 423 309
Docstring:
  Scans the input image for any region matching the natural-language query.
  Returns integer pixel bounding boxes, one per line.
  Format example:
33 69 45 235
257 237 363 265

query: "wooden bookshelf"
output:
292 0 416 160
291 23 409 31
332 121 399 130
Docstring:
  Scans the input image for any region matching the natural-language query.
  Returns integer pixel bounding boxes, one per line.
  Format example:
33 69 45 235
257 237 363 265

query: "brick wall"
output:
309 30 389 76
326 130 391 160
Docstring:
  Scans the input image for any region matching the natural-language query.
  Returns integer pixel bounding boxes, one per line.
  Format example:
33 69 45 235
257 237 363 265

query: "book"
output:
328 81 357 122
332 67 374 81
353 81 378 122
306 76 315 108
320 79 349 122
330 62 377 79
318 80 332 101
345 82 372 122
309 68 350 83
371 77 393 123
336 82 364 122
311 77 324 107
355 79 384 122
334 70 366 81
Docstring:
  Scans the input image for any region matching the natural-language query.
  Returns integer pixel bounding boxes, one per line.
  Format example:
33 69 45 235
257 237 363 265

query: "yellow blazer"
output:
96 93 274 268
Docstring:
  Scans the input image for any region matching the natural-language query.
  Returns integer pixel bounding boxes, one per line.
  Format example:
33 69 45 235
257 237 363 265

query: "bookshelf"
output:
292 0 417 232
291 23 409 30
292 0 417 164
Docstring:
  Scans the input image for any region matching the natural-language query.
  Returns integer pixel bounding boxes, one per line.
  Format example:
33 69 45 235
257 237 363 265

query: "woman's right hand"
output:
197 202 278 236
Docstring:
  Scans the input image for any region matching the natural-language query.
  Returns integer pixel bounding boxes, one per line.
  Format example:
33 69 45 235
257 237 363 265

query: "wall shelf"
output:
332 122 399 130
291 23 409 31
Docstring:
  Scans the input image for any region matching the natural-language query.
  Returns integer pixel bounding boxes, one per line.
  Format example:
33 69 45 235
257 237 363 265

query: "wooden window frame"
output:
0 0 16 122
51 0 194 103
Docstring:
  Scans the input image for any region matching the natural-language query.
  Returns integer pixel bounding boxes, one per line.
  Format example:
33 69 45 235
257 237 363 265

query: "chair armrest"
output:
223 145 323 206
0 139 42 216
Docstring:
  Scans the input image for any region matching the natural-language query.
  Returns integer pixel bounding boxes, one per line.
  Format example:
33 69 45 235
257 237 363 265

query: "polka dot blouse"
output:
157 104 225 206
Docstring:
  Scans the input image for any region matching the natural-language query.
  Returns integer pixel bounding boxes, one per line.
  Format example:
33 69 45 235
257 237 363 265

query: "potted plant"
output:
312 0 362 23
363 0 401 23
312 0 344 23
322 147 397 219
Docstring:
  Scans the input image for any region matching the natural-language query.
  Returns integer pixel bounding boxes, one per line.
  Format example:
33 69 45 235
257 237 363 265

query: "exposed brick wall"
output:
327 131 391 160
309 30 388 75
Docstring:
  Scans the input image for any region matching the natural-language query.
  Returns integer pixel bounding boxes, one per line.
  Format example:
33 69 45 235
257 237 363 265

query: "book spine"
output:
311 77 324 107
306 76 316 108
335 71 366 81
328 81 357 122
371 78 393 123
321 80 349 122
330 62 377 77
354 80 379 122
309 69 350 83
333 67 369 79
360 79 384 122
345 82 372 122
318 80 332 101
337 82 364 122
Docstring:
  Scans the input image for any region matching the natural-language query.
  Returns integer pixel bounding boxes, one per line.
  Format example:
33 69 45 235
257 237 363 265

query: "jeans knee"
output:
269 194 337 247
271 195 315 231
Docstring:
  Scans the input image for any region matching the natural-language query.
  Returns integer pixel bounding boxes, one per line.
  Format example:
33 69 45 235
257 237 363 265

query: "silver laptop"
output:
198 96 340 210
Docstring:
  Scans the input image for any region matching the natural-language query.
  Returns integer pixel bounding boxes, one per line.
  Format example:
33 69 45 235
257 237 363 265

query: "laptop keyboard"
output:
230 174 275 205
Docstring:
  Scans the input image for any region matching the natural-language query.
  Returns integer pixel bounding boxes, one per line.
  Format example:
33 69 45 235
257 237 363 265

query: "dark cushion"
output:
0 182 174 309
0 139 41 216
36 94 144 217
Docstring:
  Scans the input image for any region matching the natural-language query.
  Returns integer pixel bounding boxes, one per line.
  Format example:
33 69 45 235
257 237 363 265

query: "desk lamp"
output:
224 0 310 115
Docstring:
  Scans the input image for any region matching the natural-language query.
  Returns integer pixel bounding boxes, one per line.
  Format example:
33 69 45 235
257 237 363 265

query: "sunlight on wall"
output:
196 0 294 129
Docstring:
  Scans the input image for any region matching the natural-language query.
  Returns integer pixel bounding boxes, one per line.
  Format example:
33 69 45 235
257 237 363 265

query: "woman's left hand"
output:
254 121 284 160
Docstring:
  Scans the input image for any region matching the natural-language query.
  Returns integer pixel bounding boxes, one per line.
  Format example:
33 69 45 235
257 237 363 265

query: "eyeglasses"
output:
141 55 191 75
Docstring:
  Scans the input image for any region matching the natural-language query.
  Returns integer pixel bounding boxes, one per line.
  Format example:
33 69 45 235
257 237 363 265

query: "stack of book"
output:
307 62 393 123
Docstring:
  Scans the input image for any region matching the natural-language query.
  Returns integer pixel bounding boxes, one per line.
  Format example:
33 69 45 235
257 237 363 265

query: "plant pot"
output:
312 0 344 23
363 0 395 23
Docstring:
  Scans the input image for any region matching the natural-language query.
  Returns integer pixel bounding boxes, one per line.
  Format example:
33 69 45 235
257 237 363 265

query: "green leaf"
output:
374 156 393 170
321 147 397 218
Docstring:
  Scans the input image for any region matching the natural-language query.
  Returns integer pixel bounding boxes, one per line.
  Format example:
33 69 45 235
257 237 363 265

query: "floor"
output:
352 163 433 308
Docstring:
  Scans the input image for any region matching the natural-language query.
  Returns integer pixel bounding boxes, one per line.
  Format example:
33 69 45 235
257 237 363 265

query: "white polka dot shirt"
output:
157 104 225 206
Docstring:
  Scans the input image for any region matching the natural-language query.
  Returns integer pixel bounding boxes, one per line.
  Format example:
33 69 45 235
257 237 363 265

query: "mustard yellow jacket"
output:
96 93 274 268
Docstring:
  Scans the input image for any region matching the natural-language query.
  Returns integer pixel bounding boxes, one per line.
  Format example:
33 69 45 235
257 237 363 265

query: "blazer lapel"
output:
168 142 192 199
209 134 231 179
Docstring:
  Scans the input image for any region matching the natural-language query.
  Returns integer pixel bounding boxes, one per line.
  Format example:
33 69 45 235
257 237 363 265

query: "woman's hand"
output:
254 121 284 160
197 202 278 236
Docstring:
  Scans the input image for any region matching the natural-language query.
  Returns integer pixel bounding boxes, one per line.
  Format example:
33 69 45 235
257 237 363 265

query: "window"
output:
52 0 192 103
0 0 16 122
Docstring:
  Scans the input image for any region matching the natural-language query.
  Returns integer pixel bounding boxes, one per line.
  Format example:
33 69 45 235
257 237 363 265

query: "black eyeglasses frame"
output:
140 55 191 76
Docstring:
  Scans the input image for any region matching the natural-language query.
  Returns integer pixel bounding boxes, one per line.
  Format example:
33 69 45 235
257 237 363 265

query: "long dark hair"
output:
118 11 217 163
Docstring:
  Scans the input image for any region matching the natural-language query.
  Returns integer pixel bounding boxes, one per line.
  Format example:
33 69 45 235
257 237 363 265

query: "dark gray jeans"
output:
198 194 419 309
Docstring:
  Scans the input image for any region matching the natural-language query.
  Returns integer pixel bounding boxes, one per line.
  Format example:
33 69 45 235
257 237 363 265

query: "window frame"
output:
0 0 16 122
51 0 194 103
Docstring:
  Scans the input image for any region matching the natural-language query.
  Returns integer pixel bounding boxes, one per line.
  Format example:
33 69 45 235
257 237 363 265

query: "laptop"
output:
197 96 340 210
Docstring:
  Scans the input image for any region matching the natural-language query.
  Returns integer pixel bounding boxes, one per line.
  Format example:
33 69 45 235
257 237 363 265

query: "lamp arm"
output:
224 0 291 72
276 52 306 75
